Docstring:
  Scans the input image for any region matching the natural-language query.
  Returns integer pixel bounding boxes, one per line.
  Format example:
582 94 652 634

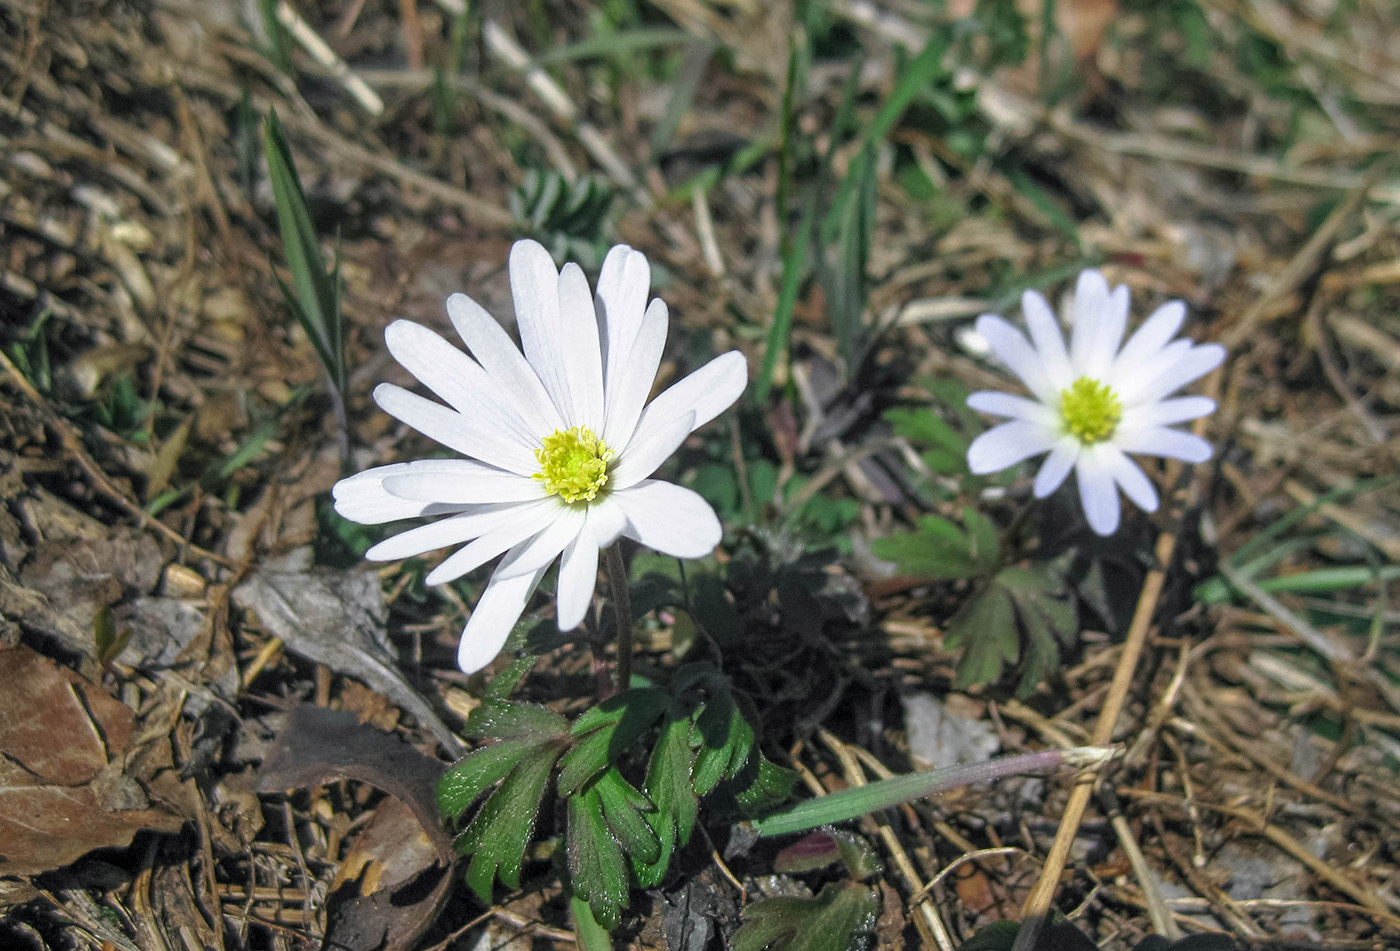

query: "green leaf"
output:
732 880 878 951
732 754 799 818
690 571 740 645
885 406 967 457
756 196 815 403
558 687 670 795
571 893 614 949
438 737 548 821
1001 566 1076 697
750 749 1077 837
567 781 632 929
869 511 997 580
92 606 131 669
946 580 1018 689
483 649 539 702
465 700 569 742
691 691 755 796
595 768 660 865
946 565 1078 695
633 709 697 887
458 740 564 898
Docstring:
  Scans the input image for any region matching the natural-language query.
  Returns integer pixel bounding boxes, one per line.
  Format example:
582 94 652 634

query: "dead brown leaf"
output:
0 643 183 876
257 704 454 951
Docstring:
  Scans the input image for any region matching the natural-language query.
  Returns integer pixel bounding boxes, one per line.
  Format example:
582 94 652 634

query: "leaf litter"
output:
1 0 1399 948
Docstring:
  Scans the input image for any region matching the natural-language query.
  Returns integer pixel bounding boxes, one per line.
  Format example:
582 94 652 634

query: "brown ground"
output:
2 0 1399 949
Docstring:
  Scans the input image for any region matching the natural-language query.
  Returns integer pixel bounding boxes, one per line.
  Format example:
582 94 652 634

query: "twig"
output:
481 19 639 191
1222 162 1389 351
1123 789 1400 929
1013 528 1178 951
275 0 384 116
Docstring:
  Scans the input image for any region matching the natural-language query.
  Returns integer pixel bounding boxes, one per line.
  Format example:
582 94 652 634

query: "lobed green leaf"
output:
458 741 564 898
732 880 879 951
465 700 569 742
567 783 631 930
438 736 548 822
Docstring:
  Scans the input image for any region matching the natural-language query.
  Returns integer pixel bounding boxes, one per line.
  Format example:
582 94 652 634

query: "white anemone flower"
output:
965 269 1225 536
332 240 746 673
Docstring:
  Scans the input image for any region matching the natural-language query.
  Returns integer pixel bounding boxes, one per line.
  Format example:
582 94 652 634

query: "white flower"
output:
333 240 746 672
965 270 1225 536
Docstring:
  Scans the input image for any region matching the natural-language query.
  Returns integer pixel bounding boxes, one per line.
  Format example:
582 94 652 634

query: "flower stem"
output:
603 545 633 691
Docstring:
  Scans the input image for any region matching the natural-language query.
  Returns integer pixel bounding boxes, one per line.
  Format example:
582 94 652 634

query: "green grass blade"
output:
536 27 689 65
755 197 814 403
751 748 1106 837
819 34 948 247
263 110 342 388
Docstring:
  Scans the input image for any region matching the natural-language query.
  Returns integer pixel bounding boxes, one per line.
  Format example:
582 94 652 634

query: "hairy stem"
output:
603 545 633 691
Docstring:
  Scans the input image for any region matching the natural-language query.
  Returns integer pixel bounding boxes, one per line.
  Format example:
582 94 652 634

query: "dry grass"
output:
2 0 1399 949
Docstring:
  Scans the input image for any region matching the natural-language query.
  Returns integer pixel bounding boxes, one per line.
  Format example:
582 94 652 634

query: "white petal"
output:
623 349 746 457
1032 439 1079 498
379 459 545 505
1098 445 1159 514
457 564 549 673
1120 396 1216 430
586 495 628 548
611 411 695 490
1075 450 1121 536
967 390 1058 425
975 315 1056 402
424 500 561 585
556 528 601 631
1022 290 1073 388
555 262 607 429
1085 283 1130 380
445 293 564 437
1110 300 1185 382
365 503 528 561
611 480 722 558
374 383 538 475
495 504 586 579
966 420 1058 474
1125 344 1226 405
596 245 652 407
333 464 468 524
602 298 668 448
509 240 574 422
383 320 539 448
1068 270 1110 374
1114 426 1214 463
1112 339 1190 404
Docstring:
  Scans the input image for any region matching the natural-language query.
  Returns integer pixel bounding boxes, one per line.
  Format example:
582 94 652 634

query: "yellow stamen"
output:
533 426 613 503
1060 377 1122 444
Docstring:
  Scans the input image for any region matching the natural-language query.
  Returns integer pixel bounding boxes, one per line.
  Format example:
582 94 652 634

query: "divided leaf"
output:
870 508 999 579
558 687 670 796
455 739 564 899
732 880 879 951
945 565 1078 697
567 780 631 930
438 737 551 821
633 709 698 887
465 700 569 742
691 690 755 796
731 754 800 818
884 405 970 475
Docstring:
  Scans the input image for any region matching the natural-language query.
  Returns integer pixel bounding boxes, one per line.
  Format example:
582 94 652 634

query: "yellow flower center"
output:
533 426 614 503
1060 376 1122 445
